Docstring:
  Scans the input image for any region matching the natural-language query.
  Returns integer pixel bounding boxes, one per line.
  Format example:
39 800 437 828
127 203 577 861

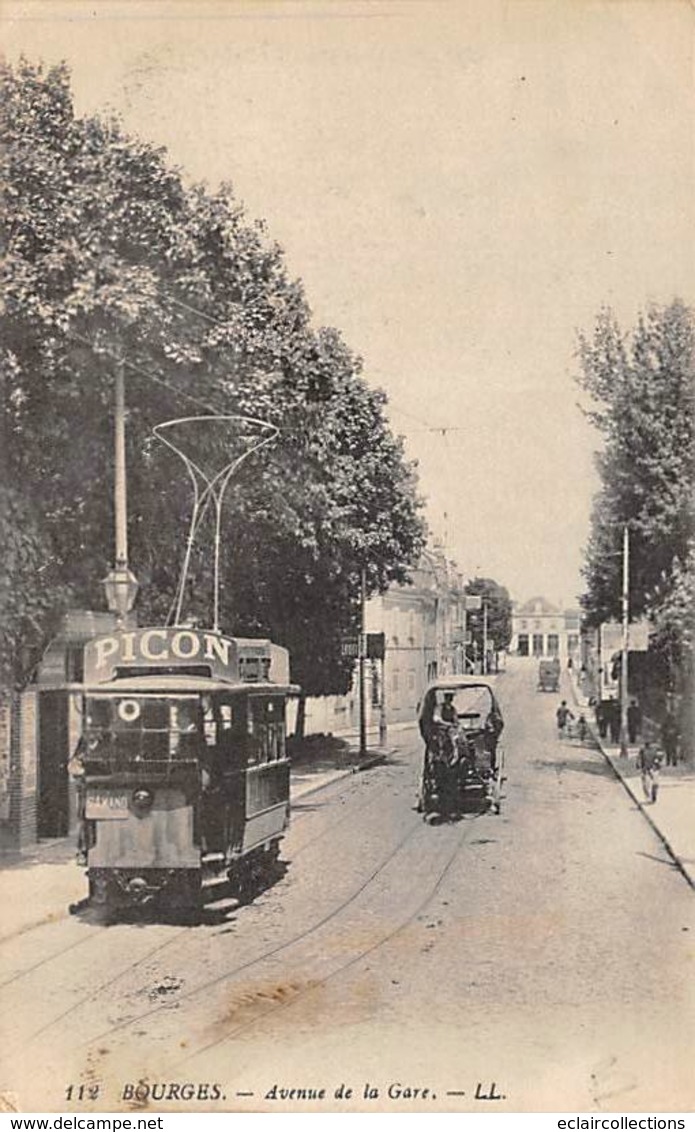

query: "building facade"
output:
509 597 581 662
303 545 467 736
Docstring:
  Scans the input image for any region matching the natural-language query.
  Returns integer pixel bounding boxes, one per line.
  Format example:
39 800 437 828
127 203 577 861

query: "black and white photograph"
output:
1 0 693 1117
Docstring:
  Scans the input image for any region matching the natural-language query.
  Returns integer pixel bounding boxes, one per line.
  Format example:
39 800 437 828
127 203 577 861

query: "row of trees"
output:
577 300 694 748
1 59 427 703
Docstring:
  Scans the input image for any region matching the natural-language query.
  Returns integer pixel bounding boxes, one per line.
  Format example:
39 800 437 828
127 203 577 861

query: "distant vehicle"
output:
417 677 505 819
537 657 561 692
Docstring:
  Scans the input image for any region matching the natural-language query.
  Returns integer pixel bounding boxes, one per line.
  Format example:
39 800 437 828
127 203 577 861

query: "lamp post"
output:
102 355 138 622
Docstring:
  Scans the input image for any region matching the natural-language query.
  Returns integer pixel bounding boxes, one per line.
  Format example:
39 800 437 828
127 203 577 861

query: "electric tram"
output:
73 626 298 915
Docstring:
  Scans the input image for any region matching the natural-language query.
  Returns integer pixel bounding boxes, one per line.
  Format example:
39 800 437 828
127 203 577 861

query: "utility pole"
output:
379 654 387 746
359 566 367 757
619 524 629 757
114 356 128 569
102 354 138 621
482 598 488 676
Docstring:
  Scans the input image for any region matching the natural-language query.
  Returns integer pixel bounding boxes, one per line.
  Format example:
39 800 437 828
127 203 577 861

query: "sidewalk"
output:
570 676 695 891
290 730 403 800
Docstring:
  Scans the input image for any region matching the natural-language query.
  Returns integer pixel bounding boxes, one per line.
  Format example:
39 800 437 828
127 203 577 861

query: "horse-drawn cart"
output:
417 678 505 820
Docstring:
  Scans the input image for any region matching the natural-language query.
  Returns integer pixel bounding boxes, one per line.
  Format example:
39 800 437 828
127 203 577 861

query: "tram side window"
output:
248 696 286 765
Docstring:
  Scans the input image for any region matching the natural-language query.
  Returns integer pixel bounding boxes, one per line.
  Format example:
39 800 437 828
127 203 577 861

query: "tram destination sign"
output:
84 627 242 684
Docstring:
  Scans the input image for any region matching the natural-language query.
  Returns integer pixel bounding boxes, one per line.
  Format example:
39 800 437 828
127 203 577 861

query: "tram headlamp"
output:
118 699 141 723
131 788 154 813
126 877 150 900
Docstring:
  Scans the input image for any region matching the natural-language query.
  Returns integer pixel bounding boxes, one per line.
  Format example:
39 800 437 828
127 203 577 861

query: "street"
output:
1 659 692 1113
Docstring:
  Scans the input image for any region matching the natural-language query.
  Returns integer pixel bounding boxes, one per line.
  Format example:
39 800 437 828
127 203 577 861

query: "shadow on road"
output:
532 757 614 778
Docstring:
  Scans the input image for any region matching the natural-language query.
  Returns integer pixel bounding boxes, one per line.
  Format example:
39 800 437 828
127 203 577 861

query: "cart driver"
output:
436 691 459 726
432 692 468 766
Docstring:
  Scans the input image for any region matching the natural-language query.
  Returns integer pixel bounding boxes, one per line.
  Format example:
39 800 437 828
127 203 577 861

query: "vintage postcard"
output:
1 0 693 1117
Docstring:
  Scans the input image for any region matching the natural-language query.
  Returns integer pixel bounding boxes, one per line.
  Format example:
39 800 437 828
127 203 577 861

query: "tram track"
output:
7 784 424 1056
4 742 437 1076
0 757 401 994
76 808 429 1053
168 807 488 1070
88 807 491 1077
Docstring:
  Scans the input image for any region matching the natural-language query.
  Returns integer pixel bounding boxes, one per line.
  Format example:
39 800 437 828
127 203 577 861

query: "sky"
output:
4 0 695 607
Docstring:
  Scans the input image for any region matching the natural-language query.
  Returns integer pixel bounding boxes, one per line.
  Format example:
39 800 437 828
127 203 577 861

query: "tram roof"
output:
82 675 300 695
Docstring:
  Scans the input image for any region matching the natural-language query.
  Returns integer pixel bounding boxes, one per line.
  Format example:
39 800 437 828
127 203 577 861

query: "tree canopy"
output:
463 577 512 656
577 301 694 625
576 301 694 739
1 58 426 693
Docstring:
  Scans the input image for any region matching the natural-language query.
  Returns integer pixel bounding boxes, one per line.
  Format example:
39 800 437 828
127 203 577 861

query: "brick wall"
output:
0 690 38 853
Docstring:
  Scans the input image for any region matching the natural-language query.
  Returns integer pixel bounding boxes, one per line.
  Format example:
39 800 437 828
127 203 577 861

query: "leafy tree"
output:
1 58 426 695
577 302 695 748
463 577 512 659
577 302 695 623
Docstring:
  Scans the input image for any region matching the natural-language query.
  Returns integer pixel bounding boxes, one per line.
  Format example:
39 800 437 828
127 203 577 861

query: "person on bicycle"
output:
556 700 574 737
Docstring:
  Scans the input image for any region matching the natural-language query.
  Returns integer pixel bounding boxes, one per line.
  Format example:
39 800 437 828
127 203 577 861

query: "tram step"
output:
201 874 229 894
201 852 226 868
204 896 239 915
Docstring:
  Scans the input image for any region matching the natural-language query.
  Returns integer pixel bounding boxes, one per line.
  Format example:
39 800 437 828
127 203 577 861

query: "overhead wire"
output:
157 285 467 440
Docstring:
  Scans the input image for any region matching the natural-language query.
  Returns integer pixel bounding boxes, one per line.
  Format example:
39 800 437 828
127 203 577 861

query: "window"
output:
532 634 544 656
84 695 203 762
248 695 286 764
517 634 529 656
547 634 559 656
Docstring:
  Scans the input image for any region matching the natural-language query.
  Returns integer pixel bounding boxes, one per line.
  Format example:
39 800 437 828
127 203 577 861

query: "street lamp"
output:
102 563 139 620
102 355 138 622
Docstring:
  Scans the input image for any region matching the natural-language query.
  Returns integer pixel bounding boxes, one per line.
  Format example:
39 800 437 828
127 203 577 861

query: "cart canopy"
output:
418 678 504 743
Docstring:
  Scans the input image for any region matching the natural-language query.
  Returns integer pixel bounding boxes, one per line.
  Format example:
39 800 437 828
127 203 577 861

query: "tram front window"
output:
84 695 203 763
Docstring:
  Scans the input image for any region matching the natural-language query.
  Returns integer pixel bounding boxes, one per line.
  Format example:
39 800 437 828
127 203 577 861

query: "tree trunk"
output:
294 694 306 741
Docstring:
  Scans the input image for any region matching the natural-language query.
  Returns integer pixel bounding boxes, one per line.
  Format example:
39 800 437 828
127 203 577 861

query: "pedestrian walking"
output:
636 740 662 803
627 699 642 745
595 699 608 739
661 709 679 766
556 700 574 738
